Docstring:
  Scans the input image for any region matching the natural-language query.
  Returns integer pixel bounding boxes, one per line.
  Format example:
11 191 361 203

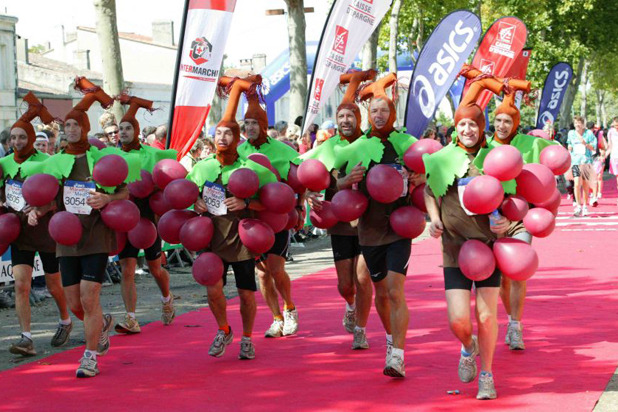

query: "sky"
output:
0 0 331 67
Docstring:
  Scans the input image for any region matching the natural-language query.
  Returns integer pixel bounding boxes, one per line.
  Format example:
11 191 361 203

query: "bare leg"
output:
385 272 408 350
79 280 103 352
238 289 256 336
573 176 582 206
119 258 138 313
509 280 527 321
147 257 171 298
45 272 70 320
475 287 500 373
13 265 33 333
499 276 511 318
256 262 281 318
354 255 373 328
64 284 84 321
373 279 391 335
206 279 228 328
334 258 355 305
445 289 473 349
265 255 294 308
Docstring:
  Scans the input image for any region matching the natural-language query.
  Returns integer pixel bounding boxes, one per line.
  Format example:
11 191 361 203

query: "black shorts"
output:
572 164 581 178
258 230 289 263
331 234 361 262
222 259 257 291
118 235 162 261
10 245 59 274
360 239 411 283
59 254 109 287
444 267 501 290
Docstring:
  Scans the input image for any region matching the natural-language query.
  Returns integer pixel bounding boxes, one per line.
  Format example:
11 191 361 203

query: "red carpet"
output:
1 183 618 411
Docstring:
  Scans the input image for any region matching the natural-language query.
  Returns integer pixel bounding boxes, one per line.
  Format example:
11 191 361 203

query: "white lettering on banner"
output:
63 180 96 215
547 70 570 110
5 180 26 212
202 182 227 216
538 111 555 125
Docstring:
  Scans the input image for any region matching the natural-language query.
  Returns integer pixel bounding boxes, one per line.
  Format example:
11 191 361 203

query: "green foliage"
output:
28 44 46 54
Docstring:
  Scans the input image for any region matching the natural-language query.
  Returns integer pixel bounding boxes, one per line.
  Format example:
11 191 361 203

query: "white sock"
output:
345 301 356 312
59 318 72 326
386 333 393 345
128 312 136 319
507 315 512 323
84 349 97 360
392 348 404 359
22 332 32 340
354 325 365 332
161 295 171 303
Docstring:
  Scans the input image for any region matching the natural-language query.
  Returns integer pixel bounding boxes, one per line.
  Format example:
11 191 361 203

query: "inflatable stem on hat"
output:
11 92 55 164
338 69 376 142
216 76 254 166
117 94 154 152
65 77 114 155
494 79 532 144
358 72 398 141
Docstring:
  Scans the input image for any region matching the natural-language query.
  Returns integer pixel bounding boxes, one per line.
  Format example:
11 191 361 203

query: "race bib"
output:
388 164 408 197
573 143 586 155
202 182 227 216
63 180 96 215
457 177 476 216
5 180 26 212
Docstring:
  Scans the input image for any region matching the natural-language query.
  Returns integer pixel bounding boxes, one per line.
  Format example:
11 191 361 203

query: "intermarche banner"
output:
404 10 481 138
302 0 393 134
168 0 236 159
462 16 528 110
536 62 573 129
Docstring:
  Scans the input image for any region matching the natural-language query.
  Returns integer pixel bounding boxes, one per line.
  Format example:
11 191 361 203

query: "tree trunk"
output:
600 92 608 127
388 0 403 73
595 89 602 127
559 56 585 130
93 0 125 122
580 60 588 117
362 20 382 70
415 7 424 53
284 0 307 124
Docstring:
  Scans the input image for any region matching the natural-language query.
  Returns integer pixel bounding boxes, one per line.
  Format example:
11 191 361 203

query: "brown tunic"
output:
427 153 524 267
325 172 358 237
56 155 120 257
205 176 254 263
2 171 55 253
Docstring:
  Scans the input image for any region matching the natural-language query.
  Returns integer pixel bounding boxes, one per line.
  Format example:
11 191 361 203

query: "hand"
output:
408 171 426 187
224 196 246 212
306 192 323 212
490 216 510 235
27 209 40 226
194 198 207 214
294 206 305 232
86 190 110 210
429 220 443 238
345 163 366 186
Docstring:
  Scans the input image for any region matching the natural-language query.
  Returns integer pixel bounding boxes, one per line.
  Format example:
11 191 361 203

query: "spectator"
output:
567 116 597 216
201 137 215 158
103 121 120 147
590 123 607 205
423 126 442 145
294 115 303 128
151 125 167 150
33 132 49 153
180 139 204 172
39 123 60 154
56 133 68 151
286 124 301 149
267 128 278 139
607 117 618 206
315 120 336 147
298 130 312 154
274 120 288 139
94 132 110 146
98 111 117 131
142 126 156 141
0 127 11 157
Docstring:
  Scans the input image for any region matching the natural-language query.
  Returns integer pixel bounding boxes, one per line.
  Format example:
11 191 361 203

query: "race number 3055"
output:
63 180 96 215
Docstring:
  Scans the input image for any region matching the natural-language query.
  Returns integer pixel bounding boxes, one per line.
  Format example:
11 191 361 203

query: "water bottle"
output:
489 210 502 227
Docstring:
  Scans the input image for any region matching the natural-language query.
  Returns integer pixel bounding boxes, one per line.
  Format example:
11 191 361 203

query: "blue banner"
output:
404 10 481 138
536 62 573 129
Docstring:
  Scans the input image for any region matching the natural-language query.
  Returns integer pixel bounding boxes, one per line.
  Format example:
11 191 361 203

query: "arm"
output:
336 163 366 190
424 185 443 238
87 185 129 210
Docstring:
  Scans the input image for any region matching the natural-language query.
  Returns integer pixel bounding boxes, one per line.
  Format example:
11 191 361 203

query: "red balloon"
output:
540 145 571 175
239 218 275 254
483 145 524 181
128 170 155 199
247 153 272 169
179 216 214 251
48 212 82 246
459 239 496 281
259 182 295 214
192 252 224 286
403 139 442 173
389 206 426 239
309 200 338 229
285 208 299 231
101 199 140 232
257 210 288 233
493 238 539 281
93 154 129 187
152 159 187 190
22 174 59 207
366 165 403 204
331 189 368 222
149 190 172 216
228 168 259 198
534 188 561 216
523 207 556 238
88 138 106 150
109 231 127 256
411 184 427 213
515 163 556 204
128 217 158 249
163 179 199 210
500 195 529 222
297 159 330 192
462 175 504 215
0 213 21 244
286 163 306 194
158 209 197 244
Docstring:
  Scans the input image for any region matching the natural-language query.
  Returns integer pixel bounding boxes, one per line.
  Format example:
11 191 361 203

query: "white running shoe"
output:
477 373 497 400
209 329 233 357
458 335 479 383
282 309 298 336
509 324 525 350
582 206 589 216
264 319 284 338
383 350 405 378
342 309 356 334
351 328 369 350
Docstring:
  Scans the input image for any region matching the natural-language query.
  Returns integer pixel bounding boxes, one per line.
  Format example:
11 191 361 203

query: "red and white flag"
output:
168 0 236 158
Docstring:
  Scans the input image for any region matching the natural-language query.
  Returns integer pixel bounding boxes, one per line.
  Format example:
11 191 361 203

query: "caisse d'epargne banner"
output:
303 0 393 134
403 10 481 138
462 16 528 110
505 48 532 108
535 62 573 129
168 0 236 159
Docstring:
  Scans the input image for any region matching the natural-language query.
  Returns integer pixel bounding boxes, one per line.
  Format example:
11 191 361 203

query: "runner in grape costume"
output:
237 75 304 338
187 76 277 360
303 70 375 350
0 92 71 356
115 94 177 334
333 72 418 378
